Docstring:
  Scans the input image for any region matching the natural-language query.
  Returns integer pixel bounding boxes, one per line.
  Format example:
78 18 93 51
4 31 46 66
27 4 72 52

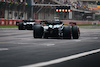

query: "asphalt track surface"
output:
0 27 100 67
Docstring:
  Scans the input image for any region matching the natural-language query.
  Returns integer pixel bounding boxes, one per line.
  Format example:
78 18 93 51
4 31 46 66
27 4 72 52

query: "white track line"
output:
20 49 100 67
46 44 55 46
73 40 81 42
0 48 9 51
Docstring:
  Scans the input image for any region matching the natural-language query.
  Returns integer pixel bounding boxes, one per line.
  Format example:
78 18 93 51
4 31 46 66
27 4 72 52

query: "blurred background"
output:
0 0 100 20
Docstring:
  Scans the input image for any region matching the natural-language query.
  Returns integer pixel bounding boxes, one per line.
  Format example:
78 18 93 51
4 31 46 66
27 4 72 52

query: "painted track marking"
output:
47 44 55 46
73 40 81 42
20 49 100 67
0 48 9 51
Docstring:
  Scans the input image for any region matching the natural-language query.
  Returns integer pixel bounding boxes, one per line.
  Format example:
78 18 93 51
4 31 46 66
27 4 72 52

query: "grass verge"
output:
0 24 100 28
78 24 100 26
0 25 18 28
64 24 100 26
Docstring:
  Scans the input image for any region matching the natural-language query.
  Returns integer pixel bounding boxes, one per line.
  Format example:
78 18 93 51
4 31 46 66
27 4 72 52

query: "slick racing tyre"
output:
33 25 43 38
18 22 25 30
72 25 79 39
63 26 71 39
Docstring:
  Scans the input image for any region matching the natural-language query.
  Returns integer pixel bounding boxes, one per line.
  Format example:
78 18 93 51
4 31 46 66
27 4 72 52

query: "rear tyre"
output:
63 26 71 39
33 25 43 38
72 25 79 39
18 22 25 30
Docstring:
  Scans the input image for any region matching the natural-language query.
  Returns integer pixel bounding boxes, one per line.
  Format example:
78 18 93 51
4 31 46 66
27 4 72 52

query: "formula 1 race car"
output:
33 21 80 39
17 20 35 30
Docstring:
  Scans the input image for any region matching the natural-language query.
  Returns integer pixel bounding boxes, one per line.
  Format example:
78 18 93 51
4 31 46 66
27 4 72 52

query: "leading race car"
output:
18 20 35 30
33 20 80 39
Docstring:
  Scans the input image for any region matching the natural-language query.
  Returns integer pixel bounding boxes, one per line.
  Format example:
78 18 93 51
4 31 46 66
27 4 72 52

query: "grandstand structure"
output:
0 0 100 20
0 0 28 20
29 0 98 20
78 0 100 13
77 0 100 20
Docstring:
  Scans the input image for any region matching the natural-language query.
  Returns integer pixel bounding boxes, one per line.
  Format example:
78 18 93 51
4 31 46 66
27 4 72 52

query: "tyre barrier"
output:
16 19 22 26
5 19 9 25
0 19 100 25
0 18 5 25
0 19 21 25
9 19 13 25
35 20 42 23
13 19 17 25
